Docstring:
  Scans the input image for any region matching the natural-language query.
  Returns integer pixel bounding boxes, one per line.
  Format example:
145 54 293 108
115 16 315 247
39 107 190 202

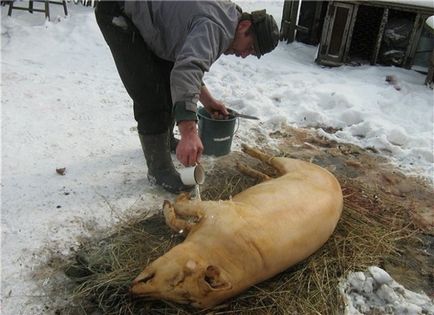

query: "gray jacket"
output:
124 1 240 122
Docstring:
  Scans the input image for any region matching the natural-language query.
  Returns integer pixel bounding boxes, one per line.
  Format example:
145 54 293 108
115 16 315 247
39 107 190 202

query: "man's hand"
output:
199 85 229 119
206 100 230 119
176 120 203 167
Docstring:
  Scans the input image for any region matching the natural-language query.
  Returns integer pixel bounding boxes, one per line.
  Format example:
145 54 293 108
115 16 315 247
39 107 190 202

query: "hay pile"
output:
63 153 421 315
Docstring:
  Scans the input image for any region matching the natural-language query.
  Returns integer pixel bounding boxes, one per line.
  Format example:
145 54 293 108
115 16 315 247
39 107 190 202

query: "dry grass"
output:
61 167 419 315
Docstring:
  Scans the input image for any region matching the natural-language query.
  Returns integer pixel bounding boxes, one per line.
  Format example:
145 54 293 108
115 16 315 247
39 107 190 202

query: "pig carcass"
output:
130 144 343 308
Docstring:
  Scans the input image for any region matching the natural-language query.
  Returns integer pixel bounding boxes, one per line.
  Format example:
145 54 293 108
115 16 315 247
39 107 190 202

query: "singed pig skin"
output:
131 153 343 309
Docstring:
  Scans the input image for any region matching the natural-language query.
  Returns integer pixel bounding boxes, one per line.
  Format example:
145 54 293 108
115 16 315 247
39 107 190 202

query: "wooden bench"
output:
6 0 67 21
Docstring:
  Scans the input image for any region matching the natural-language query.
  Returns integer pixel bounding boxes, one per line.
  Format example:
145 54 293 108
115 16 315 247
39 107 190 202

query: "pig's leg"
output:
236 162 271 182
163 198 207 233
175 192 191 203
163 200 195 233
173 199 205 219
241 144 274 162
241 144 287 175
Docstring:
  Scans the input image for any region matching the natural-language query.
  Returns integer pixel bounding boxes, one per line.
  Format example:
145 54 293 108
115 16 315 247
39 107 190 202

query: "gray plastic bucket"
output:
197 107 237 156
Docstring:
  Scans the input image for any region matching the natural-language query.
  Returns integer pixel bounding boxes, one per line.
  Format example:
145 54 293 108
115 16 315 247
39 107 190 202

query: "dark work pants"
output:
95 1 174 135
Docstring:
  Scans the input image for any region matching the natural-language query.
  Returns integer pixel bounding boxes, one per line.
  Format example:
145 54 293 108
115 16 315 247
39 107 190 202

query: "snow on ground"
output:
1 1 433 314
340 267 434 315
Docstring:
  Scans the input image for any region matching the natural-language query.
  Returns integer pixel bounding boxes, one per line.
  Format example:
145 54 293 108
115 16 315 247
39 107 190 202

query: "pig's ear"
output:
204 265 232 290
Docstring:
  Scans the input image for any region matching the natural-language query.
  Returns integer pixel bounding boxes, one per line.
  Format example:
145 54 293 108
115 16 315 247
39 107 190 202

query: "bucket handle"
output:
233 116 240 135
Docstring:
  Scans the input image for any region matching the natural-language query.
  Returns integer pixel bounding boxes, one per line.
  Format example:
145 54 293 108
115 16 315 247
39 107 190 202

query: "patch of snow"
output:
426 16 434 31
340 266 434 315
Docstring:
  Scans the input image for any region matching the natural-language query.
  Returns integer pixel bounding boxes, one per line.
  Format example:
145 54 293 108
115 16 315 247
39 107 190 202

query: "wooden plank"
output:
425 49 434 87
295 25 309 33
296 1 328 45
310 1 327 44
341 3 358 63
62 0 67 15
323 3 336 56
316 2 333 64
316 1 358 65
287 0 300 43
280 1 292 41
8 1 34 15
371 8 389 65
6 0 67 19
404 13 425 68
45 0 50 20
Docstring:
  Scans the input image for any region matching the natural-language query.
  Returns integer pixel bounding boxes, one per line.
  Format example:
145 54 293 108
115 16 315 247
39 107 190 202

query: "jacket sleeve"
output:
171 19 232 123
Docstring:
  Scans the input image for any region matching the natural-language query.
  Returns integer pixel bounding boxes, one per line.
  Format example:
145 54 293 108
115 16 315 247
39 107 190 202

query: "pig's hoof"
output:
163 200 172 209
176 192 191 202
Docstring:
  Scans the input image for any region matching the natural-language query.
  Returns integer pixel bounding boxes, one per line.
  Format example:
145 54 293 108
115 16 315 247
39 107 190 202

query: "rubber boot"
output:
169 121 179 153
170 130 179 153
139 132 193 194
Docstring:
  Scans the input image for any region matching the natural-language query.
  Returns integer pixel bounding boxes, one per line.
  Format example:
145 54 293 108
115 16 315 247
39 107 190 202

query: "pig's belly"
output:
187 198 338 281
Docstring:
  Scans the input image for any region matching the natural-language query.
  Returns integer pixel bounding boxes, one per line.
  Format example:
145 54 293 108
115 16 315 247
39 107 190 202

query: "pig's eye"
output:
169 272 185 287
137 272 155 284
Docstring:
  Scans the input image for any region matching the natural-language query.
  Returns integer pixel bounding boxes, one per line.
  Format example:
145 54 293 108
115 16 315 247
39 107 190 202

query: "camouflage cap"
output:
250 9 279 58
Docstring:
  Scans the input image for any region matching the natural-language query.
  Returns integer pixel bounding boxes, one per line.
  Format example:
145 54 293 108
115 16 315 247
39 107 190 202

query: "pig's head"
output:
130 246 232 308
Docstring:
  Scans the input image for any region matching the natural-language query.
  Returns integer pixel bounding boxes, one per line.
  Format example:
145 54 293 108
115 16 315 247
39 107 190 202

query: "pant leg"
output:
95 1 174 135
